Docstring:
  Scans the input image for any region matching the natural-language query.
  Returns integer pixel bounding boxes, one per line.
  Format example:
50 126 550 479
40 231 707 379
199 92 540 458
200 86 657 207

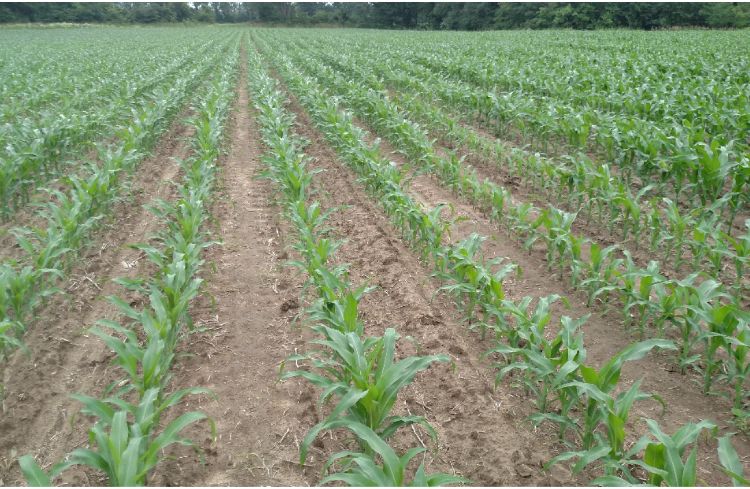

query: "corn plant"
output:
0 43 227 362
318 420 466 487
662 198 689 270
718 434 750 486
248 47 460 486
283 327 448 463
622 257 667 337
550 378 670 483
591 419 717 487
19 387 213 486
0 29 221 221
489 312 587 424
723 220 750 295
298 29 750 291
581 243 621 307
19 42 239 486
256 29 750 486
265 32 750 439
306 275 374 336
696 303 748 397
674 276 729 374
434 233 517 339
0 318 26 359
550 339 675 454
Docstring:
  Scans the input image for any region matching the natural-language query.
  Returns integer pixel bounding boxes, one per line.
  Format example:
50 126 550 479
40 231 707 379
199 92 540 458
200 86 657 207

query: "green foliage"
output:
320 421 467 487
248 47 461 486
0 31 235 360
18 39 238 486
284 327 448 464
4 3 749 29
253 30 746 486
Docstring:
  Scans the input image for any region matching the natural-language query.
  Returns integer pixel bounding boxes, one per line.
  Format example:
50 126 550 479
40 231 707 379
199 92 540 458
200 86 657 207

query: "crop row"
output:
0 28 224 119
287 37 749 293
251 34 748 486
382 31 750 150
245 45 463 486
0 32 235 220
284 32 749 222
366 36 750 207
0 37 237 364
262 31 750 430
18 38 239 487
290 32 749 235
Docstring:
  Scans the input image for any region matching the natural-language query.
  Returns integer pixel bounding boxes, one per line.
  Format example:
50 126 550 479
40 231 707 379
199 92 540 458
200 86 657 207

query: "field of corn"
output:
1 25 749 487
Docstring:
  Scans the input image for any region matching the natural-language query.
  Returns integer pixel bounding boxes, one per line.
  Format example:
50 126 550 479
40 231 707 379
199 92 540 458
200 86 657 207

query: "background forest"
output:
1 2 749 29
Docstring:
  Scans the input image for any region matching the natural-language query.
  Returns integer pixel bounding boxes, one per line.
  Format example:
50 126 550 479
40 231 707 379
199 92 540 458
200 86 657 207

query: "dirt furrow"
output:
353 118 750 485
258 57 750 482
265 81 584 485
0 111 194 485
148 49 316 487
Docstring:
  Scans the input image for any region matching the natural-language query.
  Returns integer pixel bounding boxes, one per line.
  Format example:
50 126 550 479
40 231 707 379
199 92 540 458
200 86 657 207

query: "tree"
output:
1 2 748 29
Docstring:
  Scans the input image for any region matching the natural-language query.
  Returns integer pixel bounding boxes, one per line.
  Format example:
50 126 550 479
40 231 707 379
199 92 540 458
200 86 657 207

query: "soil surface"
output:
148 48 316 487
2 41 749 488
0 107 194 485
259 60 750 485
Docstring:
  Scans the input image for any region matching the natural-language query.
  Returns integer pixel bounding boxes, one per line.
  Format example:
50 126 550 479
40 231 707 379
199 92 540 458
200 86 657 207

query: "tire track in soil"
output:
148 49 316 487
0 111 195 486
349 118 750 484
270 81 582 486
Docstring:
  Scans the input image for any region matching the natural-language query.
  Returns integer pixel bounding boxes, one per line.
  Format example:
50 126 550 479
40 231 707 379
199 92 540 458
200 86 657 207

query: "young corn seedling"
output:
508 202 535 247
419 203 454 263
547 379 660 481
622 257 667 337
644 198 664 253
614 184 653 249
288 221 346 292
722 220 750 295
434 233 517 339
12 226 71 272
552 339 675 454
20 387 213 486
718 434 750 486
591 419 717 487
662 198 689 270
93 293 184 398
581 243 621 307
489 312 587 423
674 277 729 374
490 294 566 350
282 327 448 464
533 207 578 280
651 280 684 337
695 303 743 395
710 318 750 424
0 318 26 360
0 263 61 329
306 276 374 336
319 420 467 487
695 140 736 206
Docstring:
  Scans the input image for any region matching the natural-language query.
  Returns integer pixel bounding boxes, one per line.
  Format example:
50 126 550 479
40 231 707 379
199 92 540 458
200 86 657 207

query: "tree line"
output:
1 2 748 29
